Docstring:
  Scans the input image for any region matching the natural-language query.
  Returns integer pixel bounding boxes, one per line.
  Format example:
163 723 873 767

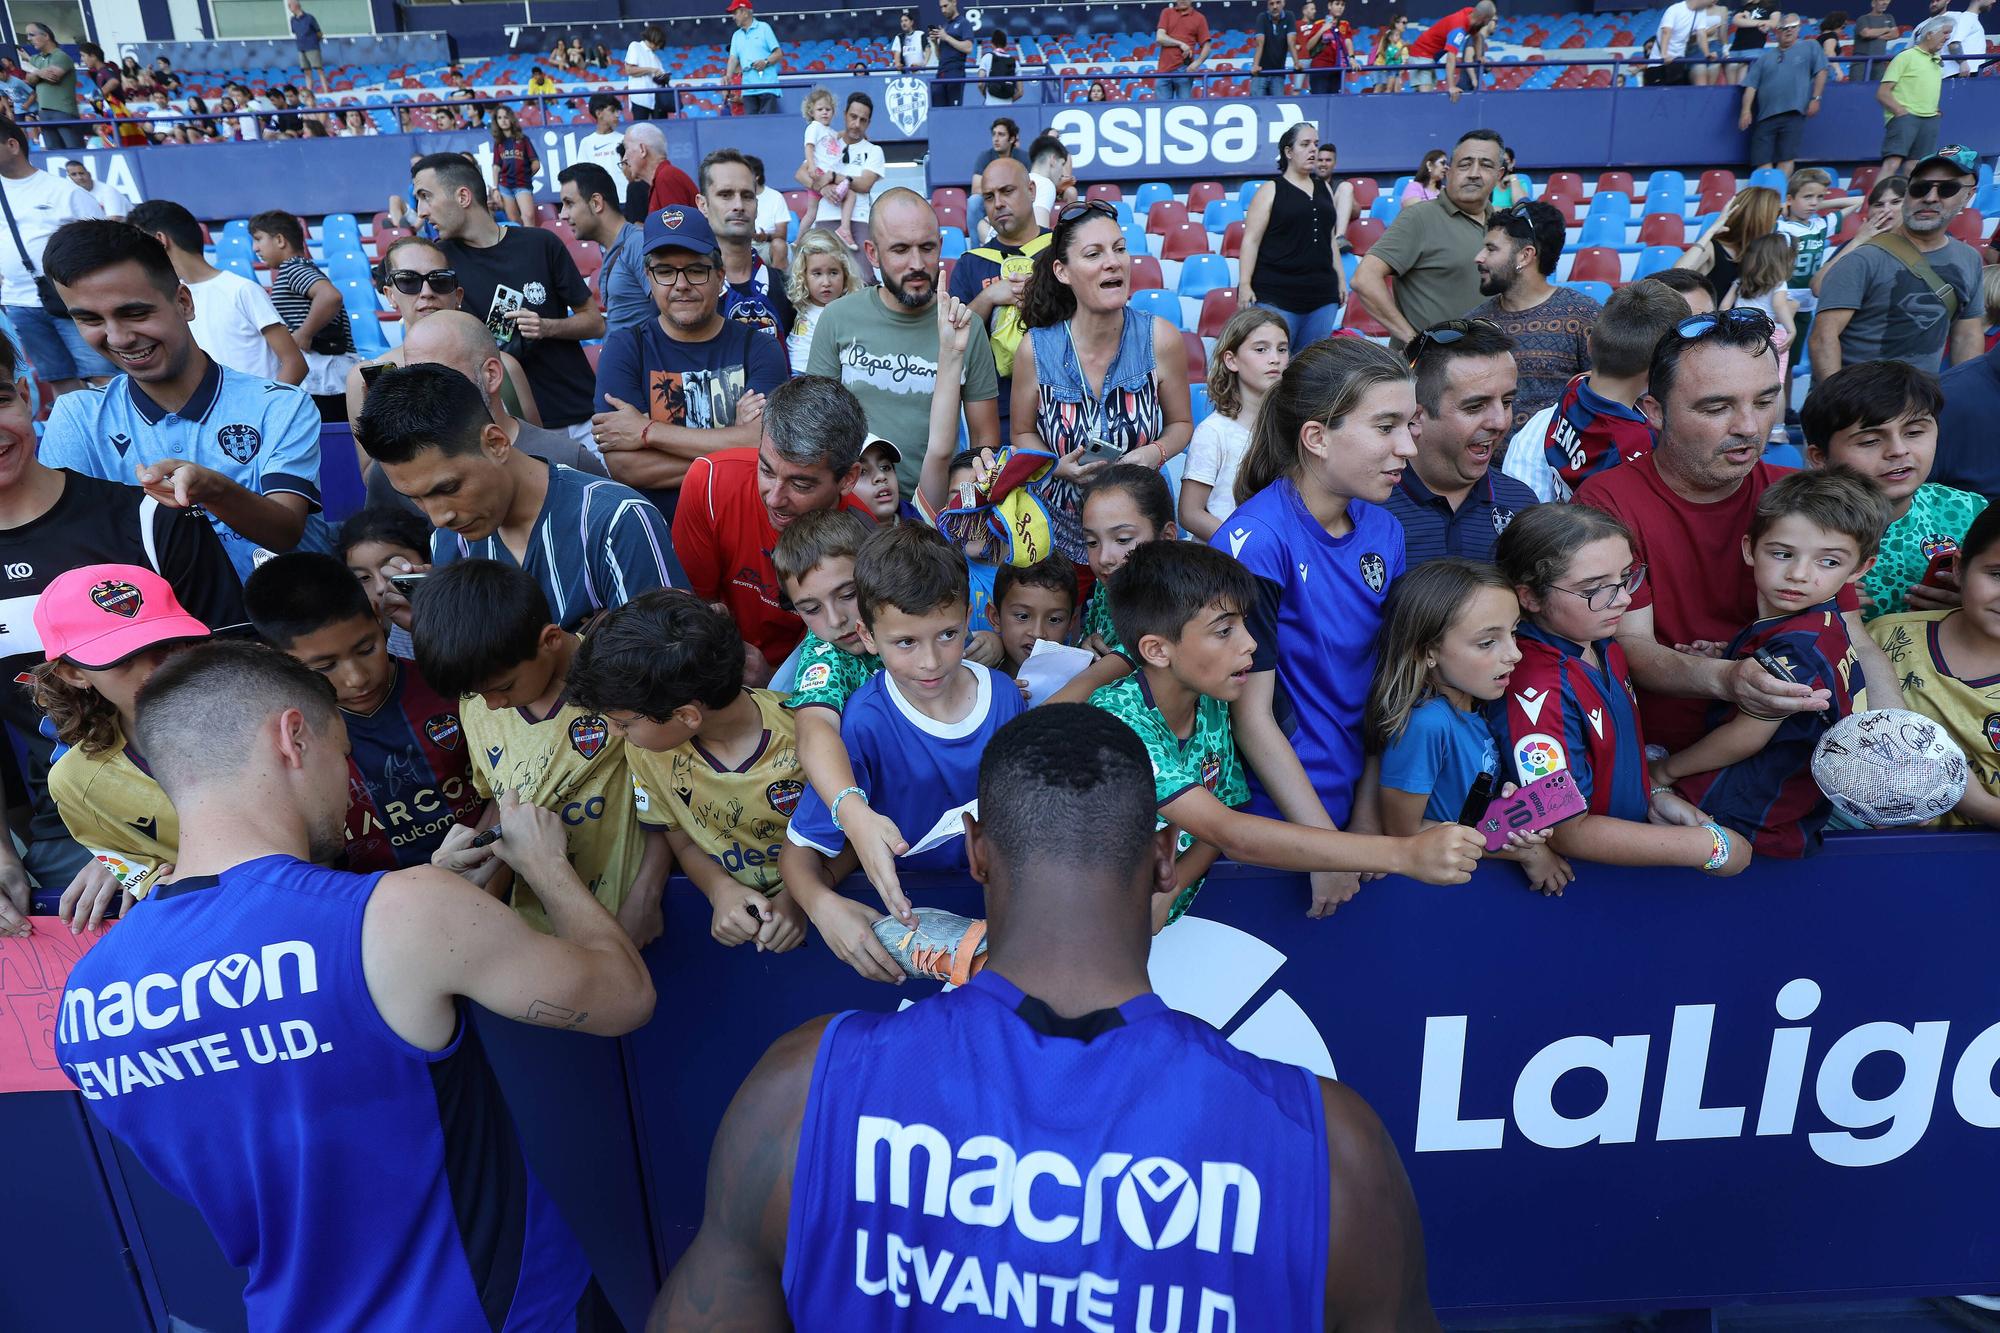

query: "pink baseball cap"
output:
36 564 211 669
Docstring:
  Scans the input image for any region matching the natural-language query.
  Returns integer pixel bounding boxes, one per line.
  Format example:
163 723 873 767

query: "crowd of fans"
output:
0 13 1990 1006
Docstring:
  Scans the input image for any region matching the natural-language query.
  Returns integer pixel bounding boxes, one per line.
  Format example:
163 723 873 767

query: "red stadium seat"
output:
1342 277 1393 338
1947 209 1985 246
1222 221 1245 258
1347 177 1379 210
1568 247 1622 287
1542 172 1584 204
566 238 601 278
1181 330 1207 380
1697 183 1736 218
1596 171 1635 198
931 186 967 214
1146 200 1189 235
1197 287 1239 338
934 198 967 232
1186 181 1225 213
1346 218 1384 256
1849 165 1880 196
1636 214 1687 248
784 189 813 221
1833 210 1863 244
584 343 601 372
1131 255 1165 290
1086 183 1123 203
1698 168 1737 196
1159 223 1210 260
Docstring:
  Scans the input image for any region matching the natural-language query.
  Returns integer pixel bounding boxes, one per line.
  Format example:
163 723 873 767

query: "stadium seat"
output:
1131 254 1165 290
1541 172 1584 205
1947 209 1985 246
784 189 813 221
1189 382 1213 426
1347 177 1380 211
326 252 375 289
1566 280 1614 304
372 226 412 263
1636 214 1687 248
941 227 967 260
1085 183 1123 203
1146 200 1190 235
1130 287 1182 329
1748 167 1787 195
1160 223 1210 261
1221 221 1245 258
1595 171 1635 199
1346 218 1385 256
1177 253 1231 300
1342 276 1393 338
1567 247 1622 287
1578 216 1629 250
930 187 967 215
1584 191 1632 224
1196 287 1239 338
1371 193 1401 226
1134 182 1175 214
1634 245 1684 280
1186 181 1226 213
1643 171 1690 218
1181 330 1206 380
934 198 967 232
1202 198 1246 233
1698 168 1738 198
337 279 387 355
1848 165 1880 197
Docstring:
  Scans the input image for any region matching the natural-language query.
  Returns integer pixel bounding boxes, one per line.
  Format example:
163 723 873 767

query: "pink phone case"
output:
1478 770 1588 851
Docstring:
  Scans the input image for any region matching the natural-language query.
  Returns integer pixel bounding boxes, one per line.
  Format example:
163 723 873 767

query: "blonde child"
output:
1180 308 1290 539
1725 232 1798 434
1375 15 1410 92
800 87 857 247
1366 558 1571 894
786 227 864 374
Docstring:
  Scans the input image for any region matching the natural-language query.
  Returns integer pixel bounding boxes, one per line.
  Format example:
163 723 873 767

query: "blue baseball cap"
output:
643 204 719 257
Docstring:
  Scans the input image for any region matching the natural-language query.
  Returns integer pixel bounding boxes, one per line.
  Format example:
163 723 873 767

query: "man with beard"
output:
1386 319 1538 566
807 189 1000 492
949 157 1047 440
1810 144 1986 377
1468 201 1600 431
56 640 652 1333
1576 309 1902 753
699 148 795 345
590 205 790 515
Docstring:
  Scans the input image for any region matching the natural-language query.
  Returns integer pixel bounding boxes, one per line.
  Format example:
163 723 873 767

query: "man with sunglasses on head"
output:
1810 145 1986 379
1469 201 1599 432
1576 308 1902 755
588 205 789 519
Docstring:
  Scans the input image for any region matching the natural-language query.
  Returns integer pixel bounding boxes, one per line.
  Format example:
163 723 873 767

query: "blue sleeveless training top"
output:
783 970 1330 1330
55 854 593 1331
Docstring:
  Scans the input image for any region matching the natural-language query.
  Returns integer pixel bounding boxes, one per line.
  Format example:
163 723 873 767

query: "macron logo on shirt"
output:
1227 528 1251 559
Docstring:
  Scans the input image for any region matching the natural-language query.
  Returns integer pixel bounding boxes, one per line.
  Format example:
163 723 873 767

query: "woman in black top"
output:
1237 121 1346 348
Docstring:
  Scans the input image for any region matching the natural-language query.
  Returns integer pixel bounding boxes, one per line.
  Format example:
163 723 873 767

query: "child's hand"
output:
1016 676 1032 702
734 389 766 426
843 802 915 925
756 891 807 953
1307 869 1361 918
1517 843 1573 896
936 292 973 360
1647 788 1707 827
1499 826 1553 854
803 891 902 983
965 629 1004 667
710 885 774 947
1673 639 1729 659
1400 824 1485 885
1082 633 1111 657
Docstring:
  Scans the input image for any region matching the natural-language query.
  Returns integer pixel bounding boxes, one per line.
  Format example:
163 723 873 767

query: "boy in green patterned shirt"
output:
1803 361 1987 621
1091 542 1486 930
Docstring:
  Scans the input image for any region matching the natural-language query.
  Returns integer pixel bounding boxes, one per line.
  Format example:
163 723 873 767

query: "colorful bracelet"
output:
1700 822 1731 872
830 786 866 832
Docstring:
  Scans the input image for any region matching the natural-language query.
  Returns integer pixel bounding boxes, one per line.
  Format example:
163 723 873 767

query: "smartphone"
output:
359 361 387 386
1918 548 1958 591
1476 771 1588 852
388 572 427 596
1075 435 1123 465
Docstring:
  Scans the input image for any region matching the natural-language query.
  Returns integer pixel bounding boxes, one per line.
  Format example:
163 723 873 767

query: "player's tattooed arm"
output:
521 999 590 1029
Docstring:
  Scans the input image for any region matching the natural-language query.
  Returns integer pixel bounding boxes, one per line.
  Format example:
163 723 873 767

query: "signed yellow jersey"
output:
629 689 802 894
47 734 176 898
1869 609 2000 827
461 695 643 929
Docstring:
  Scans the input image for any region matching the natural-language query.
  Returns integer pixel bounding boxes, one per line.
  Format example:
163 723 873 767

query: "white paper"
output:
905 800 977 857
1015 638 1098 707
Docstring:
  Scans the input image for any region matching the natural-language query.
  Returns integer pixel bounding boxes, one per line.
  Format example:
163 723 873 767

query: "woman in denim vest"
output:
1011 200 1193 561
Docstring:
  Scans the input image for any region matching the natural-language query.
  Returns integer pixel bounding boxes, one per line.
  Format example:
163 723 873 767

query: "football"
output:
1810 708 1969 827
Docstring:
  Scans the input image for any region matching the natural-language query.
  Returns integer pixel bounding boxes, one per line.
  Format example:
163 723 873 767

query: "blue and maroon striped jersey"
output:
342 659 483 871
1487 622 1650 821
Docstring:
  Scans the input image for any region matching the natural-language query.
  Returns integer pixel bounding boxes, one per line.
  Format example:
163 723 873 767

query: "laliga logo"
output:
1050 103 1306 171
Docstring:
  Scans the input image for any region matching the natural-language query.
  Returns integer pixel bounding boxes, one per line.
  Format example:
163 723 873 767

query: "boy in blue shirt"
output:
39 219 330 579
245 552 481 871
779 521 1025 983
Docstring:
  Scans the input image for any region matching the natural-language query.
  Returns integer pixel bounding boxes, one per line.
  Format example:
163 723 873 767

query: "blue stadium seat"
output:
326 252 375 290
1190 382 1212 426
1566 280 1614 304
941 227 967 260
1371 193 1400 225
1134 182 1174 214
1584 191 1633 224
1128 287 1182 329
1110 200 1136 228
1577 216 1630 250
1177 253 1231 301
1202 198 1245 233
337 278 387 355
1643 172 1689 218
1634 245 1683 280
1748 167 1787 195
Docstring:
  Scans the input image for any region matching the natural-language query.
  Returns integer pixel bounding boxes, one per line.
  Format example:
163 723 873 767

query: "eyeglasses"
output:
1907 178 1968 200
646 261 716 287
387 268 458 295
1672 307 1776 344
1549 564 1647 613
1403 318 1500 366
1056 199 1120 227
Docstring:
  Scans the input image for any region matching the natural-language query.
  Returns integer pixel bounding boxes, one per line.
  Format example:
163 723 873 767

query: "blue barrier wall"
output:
9 829 2000 1330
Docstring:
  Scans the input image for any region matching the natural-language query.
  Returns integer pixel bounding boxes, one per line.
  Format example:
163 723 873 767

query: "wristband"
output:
1700 821 1731 872
830 785 865 832
1650 784 1674 797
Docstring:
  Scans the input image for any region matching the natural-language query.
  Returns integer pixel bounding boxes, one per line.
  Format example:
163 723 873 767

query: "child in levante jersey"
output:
566 589 812 952
779 522 1027 984
1869 506 2000 827
1367 558 1572 894
1653 469 1888 856
32 564 211 923
414 559 668 944
245 552 481 872
1491 503 1754 876
1179 308 1290 540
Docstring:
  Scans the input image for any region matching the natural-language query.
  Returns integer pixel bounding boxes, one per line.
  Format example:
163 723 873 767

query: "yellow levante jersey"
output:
1869 609 2000 827
629 689 803 895
461 694 643 929
47 734 177 898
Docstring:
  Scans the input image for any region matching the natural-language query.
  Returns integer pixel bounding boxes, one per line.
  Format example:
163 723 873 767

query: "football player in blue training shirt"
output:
245 552 483 871
656 704 1439 1330
778 521 1025 983
1211 336 1413 918
356 360 681 630
38 219 331 580
56 641 651 1332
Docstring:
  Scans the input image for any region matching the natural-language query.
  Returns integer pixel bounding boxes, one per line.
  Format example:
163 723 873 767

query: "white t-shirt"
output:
89 181 132 218
575 129 623 176
187 269 288 380
1775 212 1832 313
624 41 664 109
894 30 928 69
756 186 792 239
1502 404 1565 503
1031 171 1057 225
805 120 844 176
813 138 886 223
0 170 102 306
1693 7 1725 55
1658 2 1700 60
1184 414 1252 522
1948 9 1988 76
788 300 824 375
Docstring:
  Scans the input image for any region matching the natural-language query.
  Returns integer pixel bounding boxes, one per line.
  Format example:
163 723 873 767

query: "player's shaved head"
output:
401 310 504 407
134 641 340 798
972 705 1158 882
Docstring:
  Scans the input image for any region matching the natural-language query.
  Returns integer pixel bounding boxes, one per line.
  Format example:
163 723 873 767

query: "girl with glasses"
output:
1492 503 1753 877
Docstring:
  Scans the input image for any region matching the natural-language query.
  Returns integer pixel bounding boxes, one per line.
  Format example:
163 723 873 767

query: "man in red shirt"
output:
1575 309 1901 752
671 375 873 683
623 121 698 212
1155 0 1212 99
1295 0 1354 94
1410 0 1496 100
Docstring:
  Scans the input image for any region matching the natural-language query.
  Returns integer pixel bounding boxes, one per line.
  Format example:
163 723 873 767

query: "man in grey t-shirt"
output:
1852 0 1899 76
1810 145 1986 375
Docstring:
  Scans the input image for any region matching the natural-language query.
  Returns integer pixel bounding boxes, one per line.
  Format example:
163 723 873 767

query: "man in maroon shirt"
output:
1575 308 1901 753
623 121 697 212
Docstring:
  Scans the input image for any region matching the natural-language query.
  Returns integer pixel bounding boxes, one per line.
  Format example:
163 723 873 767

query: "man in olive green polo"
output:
1352 128 1501 348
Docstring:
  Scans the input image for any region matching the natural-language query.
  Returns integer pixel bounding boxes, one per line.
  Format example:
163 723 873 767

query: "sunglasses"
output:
388 268 458 295
1404 318 1500 365
1489 205 1538 241
1550 564 1648 613
1672 307 1776 343
1056 199 1120 226
1907 178 1968 200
